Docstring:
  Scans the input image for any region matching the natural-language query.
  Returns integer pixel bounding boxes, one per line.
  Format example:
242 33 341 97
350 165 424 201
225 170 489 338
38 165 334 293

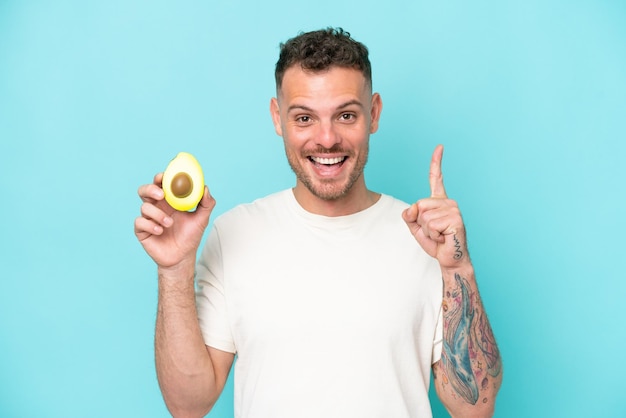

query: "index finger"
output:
429 144 447 198
138 173 165 202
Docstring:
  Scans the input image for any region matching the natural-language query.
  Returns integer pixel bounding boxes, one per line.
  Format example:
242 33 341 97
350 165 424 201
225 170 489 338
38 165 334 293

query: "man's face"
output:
270 66 382 205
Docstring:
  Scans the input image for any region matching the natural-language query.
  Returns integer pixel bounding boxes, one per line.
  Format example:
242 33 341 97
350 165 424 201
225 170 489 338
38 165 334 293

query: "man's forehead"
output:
278 66 370 102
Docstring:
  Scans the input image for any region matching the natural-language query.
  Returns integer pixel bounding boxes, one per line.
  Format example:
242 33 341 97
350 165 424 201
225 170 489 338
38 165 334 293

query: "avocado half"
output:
162 152 204 211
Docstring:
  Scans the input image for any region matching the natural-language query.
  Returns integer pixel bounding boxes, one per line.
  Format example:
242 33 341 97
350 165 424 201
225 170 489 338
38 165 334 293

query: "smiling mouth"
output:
308 156 347 166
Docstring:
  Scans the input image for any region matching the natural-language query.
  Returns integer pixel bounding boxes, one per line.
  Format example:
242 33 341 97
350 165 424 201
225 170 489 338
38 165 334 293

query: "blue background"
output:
1 1 624 417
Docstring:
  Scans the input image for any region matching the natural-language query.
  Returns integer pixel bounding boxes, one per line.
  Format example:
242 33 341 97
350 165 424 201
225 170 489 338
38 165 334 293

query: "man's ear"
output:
270 97 283 136
369 93 383 134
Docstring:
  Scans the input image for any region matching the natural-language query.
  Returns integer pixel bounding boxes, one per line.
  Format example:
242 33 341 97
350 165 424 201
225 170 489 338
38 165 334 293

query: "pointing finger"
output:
138 183 164 202
429 144 447 198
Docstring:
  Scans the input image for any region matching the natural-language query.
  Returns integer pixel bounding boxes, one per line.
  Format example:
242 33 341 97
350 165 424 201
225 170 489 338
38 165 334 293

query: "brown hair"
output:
274 27 372 91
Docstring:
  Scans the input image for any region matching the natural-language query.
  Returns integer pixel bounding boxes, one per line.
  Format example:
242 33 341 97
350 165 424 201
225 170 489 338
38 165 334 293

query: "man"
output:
135 28 502 418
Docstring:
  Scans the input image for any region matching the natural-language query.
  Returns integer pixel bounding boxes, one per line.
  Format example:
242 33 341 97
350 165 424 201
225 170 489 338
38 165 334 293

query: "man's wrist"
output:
158 258 196 284
440 260 475 283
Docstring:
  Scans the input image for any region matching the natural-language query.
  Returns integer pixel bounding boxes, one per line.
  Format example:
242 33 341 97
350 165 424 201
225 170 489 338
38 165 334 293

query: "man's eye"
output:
297 116 311 123
340 113 355 121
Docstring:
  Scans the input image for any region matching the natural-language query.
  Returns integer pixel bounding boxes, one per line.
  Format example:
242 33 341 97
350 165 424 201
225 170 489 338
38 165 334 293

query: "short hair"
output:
274 27 372 91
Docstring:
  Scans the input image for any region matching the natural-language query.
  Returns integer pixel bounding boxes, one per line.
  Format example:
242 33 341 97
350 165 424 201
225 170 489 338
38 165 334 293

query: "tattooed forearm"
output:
441 273 479 404
440 272 502 406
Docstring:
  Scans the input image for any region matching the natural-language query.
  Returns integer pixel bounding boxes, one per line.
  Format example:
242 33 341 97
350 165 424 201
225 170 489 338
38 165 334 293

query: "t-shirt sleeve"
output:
195 225 236 354
432 304 444 364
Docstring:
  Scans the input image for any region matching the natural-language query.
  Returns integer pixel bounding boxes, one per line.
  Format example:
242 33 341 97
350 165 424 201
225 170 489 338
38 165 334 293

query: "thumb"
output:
402 204 417 224
195 186 216 217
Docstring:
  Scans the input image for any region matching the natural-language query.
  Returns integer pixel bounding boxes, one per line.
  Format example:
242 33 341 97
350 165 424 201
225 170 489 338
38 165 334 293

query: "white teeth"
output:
311 156 345 165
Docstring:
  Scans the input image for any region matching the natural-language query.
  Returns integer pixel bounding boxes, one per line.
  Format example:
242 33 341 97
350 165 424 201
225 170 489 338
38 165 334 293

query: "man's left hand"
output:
402 145 469 269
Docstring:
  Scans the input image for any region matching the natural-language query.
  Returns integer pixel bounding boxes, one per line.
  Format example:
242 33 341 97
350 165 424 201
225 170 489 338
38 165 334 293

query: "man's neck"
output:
292 183 381 217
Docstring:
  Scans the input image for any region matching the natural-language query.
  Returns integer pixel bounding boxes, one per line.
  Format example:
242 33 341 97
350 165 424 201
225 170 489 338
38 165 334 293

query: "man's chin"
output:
305 180 351 201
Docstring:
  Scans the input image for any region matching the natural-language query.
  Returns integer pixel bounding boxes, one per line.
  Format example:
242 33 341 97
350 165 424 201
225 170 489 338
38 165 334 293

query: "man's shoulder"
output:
214 189 291 225
379 193 410 209
375 193 411 219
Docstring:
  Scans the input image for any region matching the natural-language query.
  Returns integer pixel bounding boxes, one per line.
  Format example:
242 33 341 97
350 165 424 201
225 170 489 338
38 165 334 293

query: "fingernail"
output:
163 216 173 227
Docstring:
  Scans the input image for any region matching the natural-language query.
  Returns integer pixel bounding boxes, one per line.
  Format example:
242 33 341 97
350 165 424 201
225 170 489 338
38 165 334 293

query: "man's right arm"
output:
155 261 234 417
135 174 234 417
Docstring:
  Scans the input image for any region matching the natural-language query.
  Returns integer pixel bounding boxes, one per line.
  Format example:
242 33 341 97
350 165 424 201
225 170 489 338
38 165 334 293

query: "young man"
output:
135 28 502 418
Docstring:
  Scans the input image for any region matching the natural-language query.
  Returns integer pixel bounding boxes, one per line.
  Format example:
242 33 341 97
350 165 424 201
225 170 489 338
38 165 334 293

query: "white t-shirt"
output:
196 189 443 418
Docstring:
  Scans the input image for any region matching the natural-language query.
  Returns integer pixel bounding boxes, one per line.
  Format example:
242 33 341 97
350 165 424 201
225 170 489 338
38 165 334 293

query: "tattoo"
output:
439 273 502 405
453 234 463 260
473 310 502 377
441 273 479 404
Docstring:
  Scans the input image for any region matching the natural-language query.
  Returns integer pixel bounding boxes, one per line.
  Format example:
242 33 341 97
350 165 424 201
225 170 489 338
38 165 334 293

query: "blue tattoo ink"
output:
442 273 479 404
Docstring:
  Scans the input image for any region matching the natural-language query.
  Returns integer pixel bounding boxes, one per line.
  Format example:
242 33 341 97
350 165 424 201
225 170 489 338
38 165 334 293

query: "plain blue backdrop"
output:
1 1 625 417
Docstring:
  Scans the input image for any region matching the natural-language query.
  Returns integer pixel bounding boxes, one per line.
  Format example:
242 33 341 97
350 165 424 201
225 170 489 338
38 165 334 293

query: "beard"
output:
285 143 369 201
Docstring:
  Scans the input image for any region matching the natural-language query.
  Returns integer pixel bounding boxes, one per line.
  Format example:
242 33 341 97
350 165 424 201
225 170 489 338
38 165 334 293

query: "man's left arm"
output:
434 261 502 417
402 145 502 417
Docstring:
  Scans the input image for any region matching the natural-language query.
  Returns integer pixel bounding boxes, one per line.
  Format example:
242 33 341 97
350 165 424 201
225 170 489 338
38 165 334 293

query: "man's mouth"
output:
308 156 347 166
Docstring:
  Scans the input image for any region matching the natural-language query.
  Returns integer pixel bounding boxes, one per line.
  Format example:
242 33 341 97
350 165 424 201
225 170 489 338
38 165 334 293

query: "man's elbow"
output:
162 391 218 418
164 400 214 418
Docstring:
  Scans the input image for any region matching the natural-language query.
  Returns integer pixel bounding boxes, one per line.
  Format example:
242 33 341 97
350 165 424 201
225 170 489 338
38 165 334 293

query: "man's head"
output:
270 28 382 215
274 28 372 94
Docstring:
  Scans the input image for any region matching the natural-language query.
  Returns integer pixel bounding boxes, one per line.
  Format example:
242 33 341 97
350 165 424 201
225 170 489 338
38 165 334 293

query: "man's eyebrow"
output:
287 104 314 113
336 99 364 110
286 100 364 113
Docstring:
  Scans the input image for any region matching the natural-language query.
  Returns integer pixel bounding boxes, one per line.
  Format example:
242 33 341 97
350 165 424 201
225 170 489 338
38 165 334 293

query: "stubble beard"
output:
285 144 369 201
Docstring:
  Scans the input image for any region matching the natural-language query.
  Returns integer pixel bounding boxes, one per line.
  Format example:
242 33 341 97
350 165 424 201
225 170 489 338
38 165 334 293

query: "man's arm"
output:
135 174 234 416
403 145 502 417
155 261 234 417
433 262 502 417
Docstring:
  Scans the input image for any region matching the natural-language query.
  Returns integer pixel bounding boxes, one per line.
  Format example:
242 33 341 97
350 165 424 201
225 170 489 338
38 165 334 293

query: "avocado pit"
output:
171 172 193 198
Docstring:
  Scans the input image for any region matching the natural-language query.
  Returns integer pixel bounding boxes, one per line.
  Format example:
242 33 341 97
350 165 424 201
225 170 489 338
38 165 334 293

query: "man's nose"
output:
315 120 341 149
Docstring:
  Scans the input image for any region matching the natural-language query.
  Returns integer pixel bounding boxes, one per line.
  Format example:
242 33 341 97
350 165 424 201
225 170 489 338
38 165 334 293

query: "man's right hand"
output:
134 173 216 269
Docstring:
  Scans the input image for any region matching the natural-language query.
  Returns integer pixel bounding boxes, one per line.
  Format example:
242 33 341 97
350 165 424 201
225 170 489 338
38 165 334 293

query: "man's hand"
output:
134 173 216 268
402 145 469 269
